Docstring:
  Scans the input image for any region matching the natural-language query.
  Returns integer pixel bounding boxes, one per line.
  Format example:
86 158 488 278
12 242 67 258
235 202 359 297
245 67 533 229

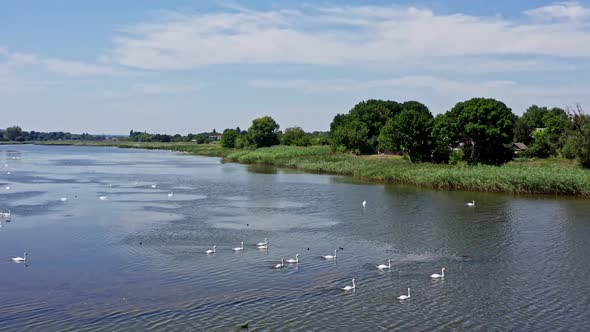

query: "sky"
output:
2 0 590 135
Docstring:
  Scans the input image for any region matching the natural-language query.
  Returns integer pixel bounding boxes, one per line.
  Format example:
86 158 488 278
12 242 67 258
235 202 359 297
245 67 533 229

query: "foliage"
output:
4 126 23 141
282 127 311 146
329 99 402 153
378 101 433 162
439 98 516 165
525 129 555 158
247 116 280 148
220 129 239 148
449 149 465 165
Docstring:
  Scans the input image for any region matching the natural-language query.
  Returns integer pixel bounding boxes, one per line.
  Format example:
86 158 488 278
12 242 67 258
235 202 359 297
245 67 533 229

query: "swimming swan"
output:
205 245 216 254
342 278 356 291
99 196 108 200
286 254 300 263
377 259 392 270
12 252 27 262
233 242 244 251
362 200 367 207
322 249 337 260
256 238 269 246
274 258 285 269
467 200 475 207
168 192 174 197
431 267 445 279
398 288 411 300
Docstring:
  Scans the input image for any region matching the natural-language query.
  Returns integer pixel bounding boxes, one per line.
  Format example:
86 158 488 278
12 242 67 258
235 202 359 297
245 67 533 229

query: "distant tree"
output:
221 129 239 148
236 126 241 133
439 98 516 165
568 105 590 168
378 101 434 162
282 127 311 146
525 129 554 158
247 116 280 148
330 120 371 154
4 126 23 141
330 99 402 153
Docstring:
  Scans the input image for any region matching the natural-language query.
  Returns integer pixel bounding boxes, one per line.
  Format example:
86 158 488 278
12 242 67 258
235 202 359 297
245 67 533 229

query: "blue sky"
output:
2 1 590 134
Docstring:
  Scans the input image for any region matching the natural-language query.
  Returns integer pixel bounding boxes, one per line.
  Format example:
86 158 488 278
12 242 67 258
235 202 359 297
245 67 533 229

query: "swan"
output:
397 288 411 300
60 197 68 202
362 200 367 207
99 196 108 200
342 278 356 291
286 254 300 263
430 267 445 279
151 184 157 188
274 258 285 269
377 259 392 270
233 242 244 251
167 192 174 197
322 249 337 260
0 209 10 218
256 238 269 246
257 244 269 249
467 200 475 207
205 245 216 254
12 252 27 262
5 186 10 190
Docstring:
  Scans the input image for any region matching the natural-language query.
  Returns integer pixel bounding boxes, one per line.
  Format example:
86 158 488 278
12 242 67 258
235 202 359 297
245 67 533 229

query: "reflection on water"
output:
0 145 589 331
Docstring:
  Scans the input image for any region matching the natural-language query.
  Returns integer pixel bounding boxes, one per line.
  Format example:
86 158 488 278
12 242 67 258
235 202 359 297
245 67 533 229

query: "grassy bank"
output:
30 141 590 196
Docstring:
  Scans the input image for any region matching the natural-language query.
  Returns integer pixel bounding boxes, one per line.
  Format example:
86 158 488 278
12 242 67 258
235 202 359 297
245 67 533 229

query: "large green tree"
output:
220 128 239 148
329 99 402 153
440 98 516 165
282 127 310 146
4 126 23 141
247 116 280 148
378 101 434 162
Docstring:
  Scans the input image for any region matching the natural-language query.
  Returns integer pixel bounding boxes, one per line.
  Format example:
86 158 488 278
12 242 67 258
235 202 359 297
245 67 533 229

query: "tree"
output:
330 99 402 153
282 127 310 146
330 120 371 154
247 116 280 148
378 102 434 162
4 126 23 141
440 98 515 165
220 128 239 148
568 105 590 168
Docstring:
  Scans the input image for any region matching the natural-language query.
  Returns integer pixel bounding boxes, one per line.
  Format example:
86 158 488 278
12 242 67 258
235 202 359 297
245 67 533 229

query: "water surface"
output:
0 145 589 331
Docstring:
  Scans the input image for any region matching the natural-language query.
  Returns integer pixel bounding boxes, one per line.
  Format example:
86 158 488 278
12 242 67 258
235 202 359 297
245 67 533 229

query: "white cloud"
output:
102 82 203 99
525 1 590 20
106 4 590 70
44 58 129 77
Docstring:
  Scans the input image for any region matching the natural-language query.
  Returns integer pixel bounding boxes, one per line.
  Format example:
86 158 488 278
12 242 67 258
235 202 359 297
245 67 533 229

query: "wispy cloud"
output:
102 82 203 99
106 3 590 70
525 1 590 20
44 58 129 77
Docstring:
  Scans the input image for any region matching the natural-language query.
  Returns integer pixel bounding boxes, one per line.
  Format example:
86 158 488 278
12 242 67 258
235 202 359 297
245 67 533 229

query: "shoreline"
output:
11 141 590 197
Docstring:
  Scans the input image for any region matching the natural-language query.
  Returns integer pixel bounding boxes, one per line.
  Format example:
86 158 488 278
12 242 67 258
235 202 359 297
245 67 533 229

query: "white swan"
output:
322 249 337 260
205 245 216 254
0 209 10 218
274 258 285 269
60 197 68 202
233 242 244 251
431 267 445 279
12 252 27 262
377 259 392 270
257 244 269 249
342 278 356 291
362 200 367 207
467 200 475 207
167 192 174 197
151 184 157 188
99 196 108 200
397 288 411 300
256 238 269 246
286 254 300 263
5 186 10 190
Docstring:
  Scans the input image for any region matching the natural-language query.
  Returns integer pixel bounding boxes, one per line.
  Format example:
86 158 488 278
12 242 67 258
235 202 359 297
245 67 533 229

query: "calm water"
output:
0 145 589 331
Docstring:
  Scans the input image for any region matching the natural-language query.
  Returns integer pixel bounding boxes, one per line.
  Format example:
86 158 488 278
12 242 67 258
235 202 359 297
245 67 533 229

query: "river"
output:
0 144 589 331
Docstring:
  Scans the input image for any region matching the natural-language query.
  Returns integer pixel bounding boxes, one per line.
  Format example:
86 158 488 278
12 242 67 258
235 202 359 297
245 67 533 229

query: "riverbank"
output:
26 141 590 196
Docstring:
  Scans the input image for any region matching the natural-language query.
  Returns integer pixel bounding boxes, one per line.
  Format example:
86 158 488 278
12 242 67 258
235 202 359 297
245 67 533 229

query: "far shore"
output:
5 140 587 197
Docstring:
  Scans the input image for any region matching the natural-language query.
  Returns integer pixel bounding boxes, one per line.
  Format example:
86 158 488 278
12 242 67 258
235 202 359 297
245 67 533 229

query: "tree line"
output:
0 126 106 142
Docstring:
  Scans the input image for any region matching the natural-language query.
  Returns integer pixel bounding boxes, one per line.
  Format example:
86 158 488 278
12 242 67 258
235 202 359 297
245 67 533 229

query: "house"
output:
512 142 528 152
208 134 223 141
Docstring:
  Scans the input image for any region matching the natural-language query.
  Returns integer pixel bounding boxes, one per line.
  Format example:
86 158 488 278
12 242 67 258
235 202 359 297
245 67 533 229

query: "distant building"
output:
512 142 528 152
208 134 223 141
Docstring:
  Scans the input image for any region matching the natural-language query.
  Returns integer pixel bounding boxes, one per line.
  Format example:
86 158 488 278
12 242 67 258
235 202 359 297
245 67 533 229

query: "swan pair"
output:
12 252 27 263
322 249 337 260
430 267 445 279
377 259 392 270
